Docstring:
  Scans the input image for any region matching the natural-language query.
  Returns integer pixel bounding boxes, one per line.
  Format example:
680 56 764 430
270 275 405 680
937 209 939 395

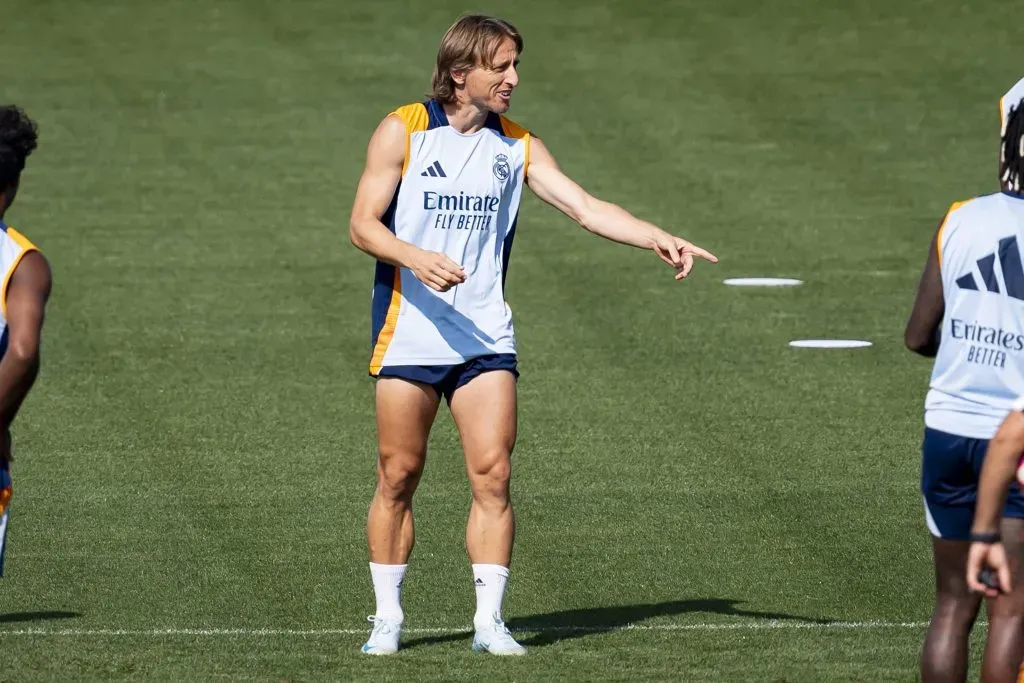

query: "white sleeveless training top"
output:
926 192 1024 438
368 100 530 373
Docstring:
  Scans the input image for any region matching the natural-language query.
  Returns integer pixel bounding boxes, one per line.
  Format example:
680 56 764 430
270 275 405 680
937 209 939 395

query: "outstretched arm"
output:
905 220 944 357
526 137 717 279
966 407 1024 596
349 115 466 292
0 250 52 465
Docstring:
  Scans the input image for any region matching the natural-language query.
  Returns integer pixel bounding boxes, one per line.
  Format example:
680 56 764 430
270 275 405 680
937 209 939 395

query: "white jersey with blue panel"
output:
368 100 530 373
926 192 1024 439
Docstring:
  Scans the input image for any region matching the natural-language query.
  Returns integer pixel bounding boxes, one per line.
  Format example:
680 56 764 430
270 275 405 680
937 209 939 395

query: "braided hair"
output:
1001 99 1024 193
0 105 38 195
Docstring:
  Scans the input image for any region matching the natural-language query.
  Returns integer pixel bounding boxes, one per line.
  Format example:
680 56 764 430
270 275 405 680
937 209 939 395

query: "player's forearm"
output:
579 198 660 249
972 435 1022 534
350 218 416 268
0 352 39 428
904 323 941 357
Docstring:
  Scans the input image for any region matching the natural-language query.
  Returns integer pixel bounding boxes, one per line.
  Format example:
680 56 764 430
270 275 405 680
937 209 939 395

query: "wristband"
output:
969 532 1001 544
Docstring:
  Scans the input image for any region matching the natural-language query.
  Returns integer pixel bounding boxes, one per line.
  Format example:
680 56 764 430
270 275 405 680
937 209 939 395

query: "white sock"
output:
369 562 406 623
472 563 510 629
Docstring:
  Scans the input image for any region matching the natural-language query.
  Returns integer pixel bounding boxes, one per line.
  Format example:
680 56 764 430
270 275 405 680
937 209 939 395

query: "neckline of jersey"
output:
445 125 491 139
428 99 501 138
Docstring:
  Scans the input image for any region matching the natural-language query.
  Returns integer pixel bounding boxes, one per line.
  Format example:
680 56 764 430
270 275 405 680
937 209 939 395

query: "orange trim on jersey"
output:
499 115 531 178
0 228 38 320
392 103 430 176
936 200 971 267
368 268 402 375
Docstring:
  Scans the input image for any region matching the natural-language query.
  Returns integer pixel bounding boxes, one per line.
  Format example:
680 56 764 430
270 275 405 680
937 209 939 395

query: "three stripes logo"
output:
957 236 1024 301
421 161 447 178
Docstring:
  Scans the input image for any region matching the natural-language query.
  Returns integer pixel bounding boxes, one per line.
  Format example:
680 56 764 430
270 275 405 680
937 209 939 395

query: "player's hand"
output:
967 541 1011 597
650 230 718 280
407 248 466 292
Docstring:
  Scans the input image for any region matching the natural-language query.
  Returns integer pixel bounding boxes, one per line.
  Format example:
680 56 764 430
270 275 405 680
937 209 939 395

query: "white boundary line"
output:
0 620 931 637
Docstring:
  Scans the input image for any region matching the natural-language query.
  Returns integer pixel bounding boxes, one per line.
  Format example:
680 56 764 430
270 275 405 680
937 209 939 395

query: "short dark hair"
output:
0 106 38 191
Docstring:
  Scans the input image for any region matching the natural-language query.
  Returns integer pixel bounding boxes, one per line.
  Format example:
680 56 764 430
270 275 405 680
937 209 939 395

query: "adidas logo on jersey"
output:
421 161 447 178
956 235 1024 301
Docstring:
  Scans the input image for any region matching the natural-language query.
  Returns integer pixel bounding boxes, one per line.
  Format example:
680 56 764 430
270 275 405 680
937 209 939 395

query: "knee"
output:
988 597 1024 642
932 593 980 629
469 451 512 503
376 449 424 502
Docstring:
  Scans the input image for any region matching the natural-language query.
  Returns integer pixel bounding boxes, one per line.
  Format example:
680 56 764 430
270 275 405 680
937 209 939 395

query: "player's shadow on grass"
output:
402 599 831 649
0 611 82 624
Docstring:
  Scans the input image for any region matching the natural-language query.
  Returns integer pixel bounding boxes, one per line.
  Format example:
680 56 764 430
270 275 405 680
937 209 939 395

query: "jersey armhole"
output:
391 103 430 176
0 247 38 320
937 200 970 267
498 115 531 179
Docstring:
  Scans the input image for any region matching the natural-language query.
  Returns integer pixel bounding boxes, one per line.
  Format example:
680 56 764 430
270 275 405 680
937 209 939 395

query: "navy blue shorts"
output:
376 354 518 402
921 427 1024 540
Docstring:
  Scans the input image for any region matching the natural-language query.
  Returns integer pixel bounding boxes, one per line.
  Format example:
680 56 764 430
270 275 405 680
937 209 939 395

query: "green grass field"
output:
0 0 1019 679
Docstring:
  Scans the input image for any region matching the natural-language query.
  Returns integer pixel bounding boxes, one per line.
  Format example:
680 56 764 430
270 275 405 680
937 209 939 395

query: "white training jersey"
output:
926 192 1024 438
0 221 38 361
368 100 530 373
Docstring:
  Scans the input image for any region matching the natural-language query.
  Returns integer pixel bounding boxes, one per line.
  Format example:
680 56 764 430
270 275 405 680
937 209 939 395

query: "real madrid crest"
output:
493 153 511 182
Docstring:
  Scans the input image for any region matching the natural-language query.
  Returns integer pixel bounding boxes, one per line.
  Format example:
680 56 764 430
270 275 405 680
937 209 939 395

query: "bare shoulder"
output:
11 251 52 298
363 114 408 170
527 135 558 168
376 113 409 137
369 114 408 147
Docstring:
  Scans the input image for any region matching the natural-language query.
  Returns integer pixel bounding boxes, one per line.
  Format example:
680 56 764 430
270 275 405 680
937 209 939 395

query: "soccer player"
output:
905 78 1024 682
349 15 716 655
0 105 53 577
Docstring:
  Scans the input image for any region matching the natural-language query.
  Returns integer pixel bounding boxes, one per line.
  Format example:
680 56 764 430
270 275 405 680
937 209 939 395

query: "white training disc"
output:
723 278 803 287
789 340 873 349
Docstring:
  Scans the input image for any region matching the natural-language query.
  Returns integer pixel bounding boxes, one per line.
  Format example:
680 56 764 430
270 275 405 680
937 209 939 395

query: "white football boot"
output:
361 615 402 655
472 615 527 656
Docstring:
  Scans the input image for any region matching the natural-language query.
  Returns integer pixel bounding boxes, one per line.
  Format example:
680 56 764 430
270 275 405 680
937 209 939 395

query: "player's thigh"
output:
991 517 1024 616
932 538 976 599
448 369 517 469
375 378 441 463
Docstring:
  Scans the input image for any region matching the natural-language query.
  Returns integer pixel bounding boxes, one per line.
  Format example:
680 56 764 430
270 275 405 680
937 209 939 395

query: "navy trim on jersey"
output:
425 100 509 138
501 214 519 290
370 182 402 351
425 100 448 130
484 111 504 135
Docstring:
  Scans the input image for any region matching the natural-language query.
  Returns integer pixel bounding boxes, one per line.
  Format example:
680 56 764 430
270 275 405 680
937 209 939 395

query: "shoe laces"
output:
487 618 518 643
367 615 397 636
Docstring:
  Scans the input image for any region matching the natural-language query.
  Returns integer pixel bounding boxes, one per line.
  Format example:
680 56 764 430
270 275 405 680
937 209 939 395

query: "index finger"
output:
440 258 466 277
441 255 464 270
683 243 719 263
